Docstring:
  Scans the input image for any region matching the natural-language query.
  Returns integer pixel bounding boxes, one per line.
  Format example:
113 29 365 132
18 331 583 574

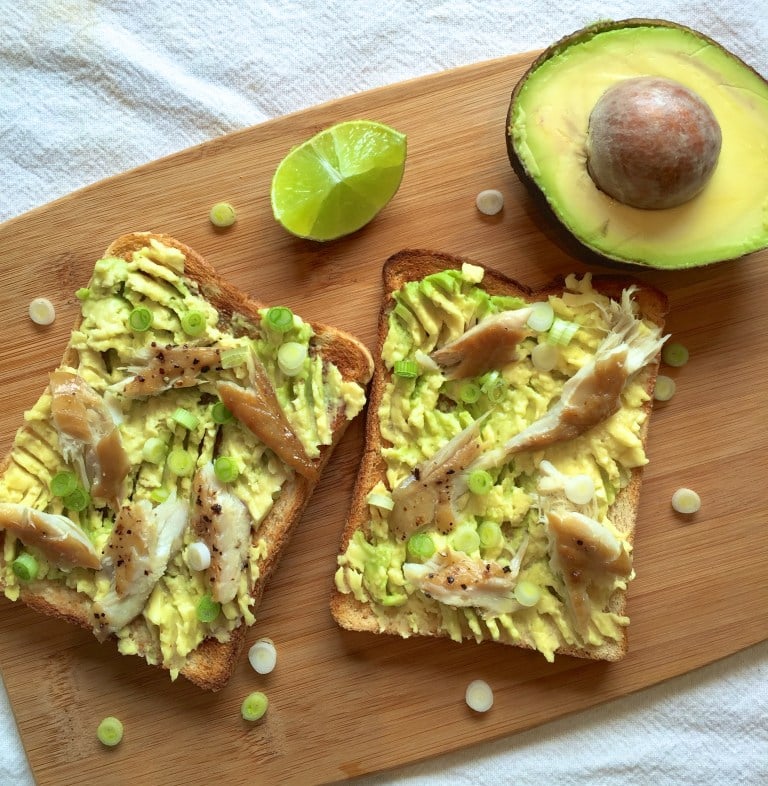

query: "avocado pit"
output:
585 76 722 209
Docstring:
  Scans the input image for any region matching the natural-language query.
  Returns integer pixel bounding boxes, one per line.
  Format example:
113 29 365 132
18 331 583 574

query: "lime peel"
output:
271 120 407 241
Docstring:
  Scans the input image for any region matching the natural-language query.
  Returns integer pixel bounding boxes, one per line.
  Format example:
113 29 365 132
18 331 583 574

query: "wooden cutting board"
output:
1 48 767 786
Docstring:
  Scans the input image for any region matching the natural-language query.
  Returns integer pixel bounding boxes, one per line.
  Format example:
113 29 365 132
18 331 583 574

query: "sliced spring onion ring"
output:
241 691 268 722
209 201 237 228
185 541 211 572
452 527 481 554
478 520 503 550
149 487 170 504
671 487 701 514
547 317 580 346
171 407 199 431
475 189 504 216
527 301 555 333
654 375 676 402
28 297 56 325
12 553 38 582
248 639 277 675
393 359 418 379
366 491 395 511
459 380 481 404
63 487 90 512
514 580 541 607
128 306 153 332
50 470 78 498
167 448 195 477
480 371 507 404
265 306 294 333
465 679 494 713
211 401 234 424
196 593 221 623
180 309 206 336
662 342 689 367
220 346 250 369
97 716 124 747
277 341 307 376
531 342 559 372
142 437 167 464
75 287 91 301
564 474 596 505
467 469 493 495
214 455 240 484
406 532 435 561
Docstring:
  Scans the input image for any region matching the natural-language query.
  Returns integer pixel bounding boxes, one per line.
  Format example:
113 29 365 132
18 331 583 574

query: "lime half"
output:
270 120 407 241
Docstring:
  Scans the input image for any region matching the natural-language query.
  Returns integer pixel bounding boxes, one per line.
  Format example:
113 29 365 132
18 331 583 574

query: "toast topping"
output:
0 235 370 686
335 261 666 661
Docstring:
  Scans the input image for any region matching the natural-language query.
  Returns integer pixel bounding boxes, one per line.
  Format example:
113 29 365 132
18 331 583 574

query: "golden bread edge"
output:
0 231 373 691
330 248 668 663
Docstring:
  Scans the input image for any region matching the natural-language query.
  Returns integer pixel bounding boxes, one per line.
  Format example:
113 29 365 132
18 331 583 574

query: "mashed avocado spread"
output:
0 239 366 679
335 265 659 660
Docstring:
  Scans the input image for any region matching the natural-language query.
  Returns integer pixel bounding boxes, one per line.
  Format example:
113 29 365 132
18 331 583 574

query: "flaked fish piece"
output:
403 544 526 617
430 307 533 379
0 503 101 570
115 344 223 397
91 495 188 640
546 509 633 635
191 462 252 605
389 415 487 540
217 351 316 480
470 290 666 472
49 370 130 510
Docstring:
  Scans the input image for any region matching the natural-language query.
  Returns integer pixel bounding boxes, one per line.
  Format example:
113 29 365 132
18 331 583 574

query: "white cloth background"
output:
1 2 766 784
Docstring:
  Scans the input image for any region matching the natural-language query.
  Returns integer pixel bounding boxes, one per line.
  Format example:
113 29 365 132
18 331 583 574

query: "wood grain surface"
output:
1 49 767 786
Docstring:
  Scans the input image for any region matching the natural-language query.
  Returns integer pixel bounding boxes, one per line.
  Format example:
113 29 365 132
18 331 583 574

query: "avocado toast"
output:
331 250 668 661
0 232 373 690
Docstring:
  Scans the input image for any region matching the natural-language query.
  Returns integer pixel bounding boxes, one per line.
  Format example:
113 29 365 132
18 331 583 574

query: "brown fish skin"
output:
91 496 188 640
49 370 129 511
0 503 101 570
546 509 633 635
191 462 252 604
217 376 317 481
119 344 222 397
430 307 533 380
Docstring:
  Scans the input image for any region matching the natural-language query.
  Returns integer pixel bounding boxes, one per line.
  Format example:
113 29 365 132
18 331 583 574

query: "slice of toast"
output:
331 249 668 662
0 232 373 691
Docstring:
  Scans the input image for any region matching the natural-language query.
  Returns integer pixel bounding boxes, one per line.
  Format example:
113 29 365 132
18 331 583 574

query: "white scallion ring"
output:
248 638 277 674
28 297 56 325
465 679 494 712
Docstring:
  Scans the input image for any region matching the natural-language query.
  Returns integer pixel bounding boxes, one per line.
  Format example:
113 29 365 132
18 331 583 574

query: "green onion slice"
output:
214 456 239 484
459 381 481 404
547 317 580 346
64 487 90 512
514 580 541 607
167 448 195 477
50 471 78 498
180 309 206 336
220 346 250 369
149 487 170 504
211 401 234 424
171 407 199 431
480 371 507 403
277 342 307 376
654 374 676 402
12 553 38 582
128 306 153 333
452 527 481 554
75 287 91 301
265 306 294 333
478 520 503 550
241 691 268 722
366 491 395 511
662 342 689 368
467 469 493 495
142 437 167 464
393 359 418 379
527 301 555 332
97 716 124 747
406 532 435 561
196 593 221 623
209 201 237 228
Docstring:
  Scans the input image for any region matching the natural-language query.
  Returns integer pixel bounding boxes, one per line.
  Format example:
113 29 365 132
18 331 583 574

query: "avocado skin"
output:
505 18 768 270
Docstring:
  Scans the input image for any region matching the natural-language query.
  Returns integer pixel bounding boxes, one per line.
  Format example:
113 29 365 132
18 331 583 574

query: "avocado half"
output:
506 19 768 269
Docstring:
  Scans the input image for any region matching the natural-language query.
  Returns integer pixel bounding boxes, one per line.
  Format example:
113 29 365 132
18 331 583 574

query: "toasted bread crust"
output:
1 232 373 691
330 248 668 662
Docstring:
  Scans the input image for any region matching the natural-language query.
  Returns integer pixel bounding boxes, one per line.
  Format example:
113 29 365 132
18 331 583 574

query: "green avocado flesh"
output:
507 21 768 269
